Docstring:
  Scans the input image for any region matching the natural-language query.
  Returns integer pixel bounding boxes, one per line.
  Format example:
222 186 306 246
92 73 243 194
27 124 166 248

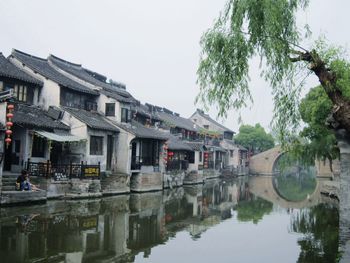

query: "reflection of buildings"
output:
0 178 255 262
128 192 165 259
0 196 130 263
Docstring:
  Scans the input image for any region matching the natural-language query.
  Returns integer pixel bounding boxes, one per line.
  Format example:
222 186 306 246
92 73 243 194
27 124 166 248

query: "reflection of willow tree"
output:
236 197 273 224
290 204 339 263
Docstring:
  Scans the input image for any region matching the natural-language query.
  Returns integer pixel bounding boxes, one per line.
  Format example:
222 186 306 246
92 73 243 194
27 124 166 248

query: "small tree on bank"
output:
234 124 275 155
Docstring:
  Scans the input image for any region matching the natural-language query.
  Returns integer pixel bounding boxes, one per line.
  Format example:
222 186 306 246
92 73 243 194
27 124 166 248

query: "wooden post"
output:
46 160 50 179
69 161 72 179
81 161 84 179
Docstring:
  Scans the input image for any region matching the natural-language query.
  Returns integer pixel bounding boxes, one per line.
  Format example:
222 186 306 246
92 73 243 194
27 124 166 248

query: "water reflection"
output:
274 167 317 202
0 176 340 263
290 204 340 263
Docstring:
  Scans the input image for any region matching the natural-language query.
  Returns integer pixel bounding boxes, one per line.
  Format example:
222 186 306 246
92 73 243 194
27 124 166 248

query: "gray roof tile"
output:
13 103 69 130
185 141 207 151
113 120 168 140
11 50 98 96
167 135 193 151
0 53 43 86
49 55 134 102
156 111 198 132
63 107 118 132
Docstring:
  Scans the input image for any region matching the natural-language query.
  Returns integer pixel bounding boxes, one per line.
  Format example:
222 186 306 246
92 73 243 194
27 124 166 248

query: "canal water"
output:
0 174 340 263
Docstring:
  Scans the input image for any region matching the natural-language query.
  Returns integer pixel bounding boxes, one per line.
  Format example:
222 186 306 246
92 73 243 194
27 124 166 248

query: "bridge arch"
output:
249 146 283 175
248 176 323 209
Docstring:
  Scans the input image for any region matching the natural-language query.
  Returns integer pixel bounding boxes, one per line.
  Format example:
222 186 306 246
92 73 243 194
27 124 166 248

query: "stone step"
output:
2 176 17 180
2 186 16 191
2 178 17 183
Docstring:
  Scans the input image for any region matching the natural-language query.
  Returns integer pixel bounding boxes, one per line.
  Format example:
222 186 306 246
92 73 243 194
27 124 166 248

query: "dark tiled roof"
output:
0 53 43 86
223 139 248 151
48 55 134 101
13 103 69 130
100 89 135 103
63 107 118 132
192 109 234 133
11 50 98 96
167 135 193 151
156 111 198 132
131 102 161 121
185 141 207 151
113 120 168 140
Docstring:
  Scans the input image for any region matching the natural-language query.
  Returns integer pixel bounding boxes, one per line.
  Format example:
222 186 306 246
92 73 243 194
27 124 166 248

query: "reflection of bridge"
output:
248 176 332 209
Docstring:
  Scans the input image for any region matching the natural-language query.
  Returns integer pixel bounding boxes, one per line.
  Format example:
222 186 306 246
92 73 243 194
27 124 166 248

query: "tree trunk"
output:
336 130 350 262
292 49 350 132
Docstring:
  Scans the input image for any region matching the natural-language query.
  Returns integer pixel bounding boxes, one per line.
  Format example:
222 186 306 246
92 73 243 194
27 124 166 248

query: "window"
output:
121 108 129 123
230 150 234 158
32 136 46 157
199 151 203 162
188 152 195 164
15 140 21 153
7 84 28 102
204 125 209 129
90 136 103 155
105 103 115 116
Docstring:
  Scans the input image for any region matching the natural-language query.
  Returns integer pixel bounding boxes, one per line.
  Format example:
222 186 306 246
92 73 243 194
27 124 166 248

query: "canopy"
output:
35 131 84 142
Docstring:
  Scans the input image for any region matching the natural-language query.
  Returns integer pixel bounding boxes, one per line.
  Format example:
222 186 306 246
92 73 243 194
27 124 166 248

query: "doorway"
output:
3 140 13 171
106 135 114 170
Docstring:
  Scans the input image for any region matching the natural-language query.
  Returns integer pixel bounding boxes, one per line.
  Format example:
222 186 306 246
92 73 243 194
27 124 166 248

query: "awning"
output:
35 131 85 142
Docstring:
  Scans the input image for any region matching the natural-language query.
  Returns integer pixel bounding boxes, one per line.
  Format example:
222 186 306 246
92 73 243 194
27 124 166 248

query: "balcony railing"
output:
131 156 159 171
166 160 189 172
26 160 100 180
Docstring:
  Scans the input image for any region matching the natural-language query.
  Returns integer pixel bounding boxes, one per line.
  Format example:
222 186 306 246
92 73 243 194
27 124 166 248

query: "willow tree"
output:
197 0 350 139
197 1 350 255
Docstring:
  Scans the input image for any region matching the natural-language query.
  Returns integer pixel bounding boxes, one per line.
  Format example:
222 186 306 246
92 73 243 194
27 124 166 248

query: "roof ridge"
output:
12 49 47 62
49 54 82 67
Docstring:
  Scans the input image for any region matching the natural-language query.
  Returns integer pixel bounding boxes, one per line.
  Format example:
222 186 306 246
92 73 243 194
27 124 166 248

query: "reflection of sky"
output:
135 210 301 263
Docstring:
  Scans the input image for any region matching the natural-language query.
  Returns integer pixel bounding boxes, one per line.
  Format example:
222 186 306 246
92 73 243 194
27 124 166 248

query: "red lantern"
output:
5 130 12 136
6 121 13 127
5 138 11 144
7 104 14 110
6 113 14 119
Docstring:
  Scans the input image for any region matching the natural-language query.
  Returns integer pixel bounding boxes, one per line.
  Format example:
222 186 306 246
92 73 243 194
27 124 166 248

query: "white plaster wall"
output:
0 102 6 125
188 151 202 172
86 129 114 172
62 111 88 138
97 94 121 123
9 57 60 109
220 140 238 167
61 110 88 163
190 112 226 133
115 129 135 174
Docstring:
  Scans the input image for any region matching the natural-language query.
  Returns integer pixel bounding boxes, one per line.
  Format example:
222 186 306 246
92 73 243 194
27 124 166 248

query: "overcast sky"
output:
1 0 349 132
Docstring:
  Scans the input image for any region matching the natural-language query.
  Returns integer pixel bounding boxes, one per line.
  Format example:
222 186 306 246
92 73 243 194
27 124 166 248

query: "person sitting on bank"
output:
16 170 37 191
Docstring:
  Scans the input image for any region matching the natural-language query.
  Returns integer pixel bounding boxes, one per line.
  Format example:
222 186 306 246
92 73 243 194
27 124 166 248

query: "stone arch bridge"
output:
249 146 336 177
249 146 283 175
